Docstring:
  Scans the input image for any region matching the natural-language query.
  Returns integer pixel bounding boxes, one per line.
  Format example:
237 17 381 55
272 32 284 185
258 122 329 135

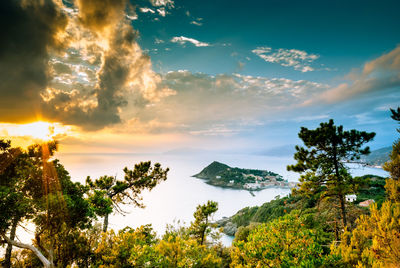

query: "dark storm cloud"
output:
37 0 170 130
0 0 166 130
0 0 67 122
45 24 139 129
75 0 127 32
47 0 135 129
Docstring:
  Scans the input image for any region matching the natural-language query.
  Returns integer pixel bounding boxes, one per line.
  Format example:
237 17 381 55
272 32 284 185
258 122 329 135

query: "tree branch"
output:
1 234 52 268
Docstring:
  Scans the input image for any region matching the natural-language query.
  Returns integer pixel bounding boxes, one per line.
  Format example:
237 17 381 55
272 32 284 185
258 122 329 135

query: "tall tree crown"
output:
288 119 376 174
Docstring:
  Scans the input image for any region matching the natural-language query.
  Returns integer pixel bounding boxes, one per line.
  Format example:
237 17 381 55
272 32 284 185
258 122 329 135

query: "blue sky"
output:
0 0 399 153
133 0 400 79
127 0 400 150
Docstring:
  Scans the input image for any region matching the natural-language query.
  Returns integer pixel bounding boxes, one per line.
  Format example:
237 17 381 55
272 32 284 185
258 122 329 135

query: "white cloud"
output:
190 17 203 26
252 46 319 72
375 102 400 111
304 45 400 105
123 71 328 134
189 125 241 137
139 1 173 17
157 7 166 16
139 7 155 13
171 36 210 47
252 47 272 55
352 112 386 125
154 38 164 44
126 14 138 20
190 21 202 26
149 0 174 8
293 114 329 122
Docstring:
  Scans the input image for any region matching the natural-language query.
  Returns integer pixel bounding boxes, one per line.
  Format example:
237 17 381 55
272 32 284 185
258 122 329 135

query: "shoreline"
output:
193 176 295 192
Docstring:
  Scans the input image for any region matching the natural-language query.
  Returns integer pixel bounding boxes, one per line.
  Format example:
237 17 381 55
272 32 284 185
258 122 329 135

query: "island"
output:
193 161 297 191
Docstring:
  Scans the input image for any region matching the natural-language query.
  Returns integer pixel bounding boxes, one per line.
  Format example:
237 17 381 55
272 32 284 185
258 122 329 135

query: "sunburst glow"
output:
0 121 70 141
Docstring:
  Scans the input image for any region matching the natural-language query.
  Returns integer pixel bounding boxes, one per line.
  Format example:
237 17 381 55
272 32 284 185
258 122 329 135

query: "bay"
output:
56 153 388 246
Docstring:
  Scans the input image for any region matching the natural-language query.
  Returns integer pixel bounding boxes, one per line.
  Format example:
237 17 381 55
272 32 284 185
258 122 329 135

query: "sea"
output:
52 152 388 246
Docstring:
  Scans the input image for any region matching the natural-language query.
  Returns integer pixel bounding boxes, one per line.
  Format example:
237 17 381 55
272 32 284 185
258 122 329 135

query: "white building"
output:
244 183 261 190
345 194 357 202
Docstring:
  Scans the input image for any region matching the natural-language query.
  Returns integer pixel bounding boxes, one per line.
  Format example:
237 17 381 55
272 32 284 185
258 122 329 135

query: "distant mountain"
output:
193 161 293 191
361 146 392 166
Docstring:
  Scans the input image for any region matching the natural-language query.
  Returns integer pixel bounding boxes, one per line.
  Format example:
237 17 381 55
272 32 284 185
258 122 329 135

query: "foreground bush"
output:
231 212 340 267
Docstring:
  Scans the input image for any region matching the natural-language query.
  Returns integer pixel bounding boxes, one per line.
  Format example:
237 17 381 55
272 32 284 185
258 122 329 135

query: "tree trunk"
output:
2 234 53 268
334 220 339 241
333 140 347 228
200 217 209 245
3 217 19 268
339 194 347 228
48 247 54 267
103 213 109 232
200 227 205 245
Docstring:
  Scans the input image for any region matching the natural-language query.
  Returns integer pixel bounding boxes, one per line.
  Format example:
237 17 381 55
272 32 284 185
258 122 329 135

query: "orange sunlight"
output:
0 121 71 146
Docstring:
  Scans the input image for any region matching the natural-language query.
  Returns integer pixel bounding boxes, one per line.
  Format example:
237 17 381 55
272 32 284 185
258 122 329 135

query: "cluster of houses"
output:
240 174 298 190
240 177 377 207
345 194 375 207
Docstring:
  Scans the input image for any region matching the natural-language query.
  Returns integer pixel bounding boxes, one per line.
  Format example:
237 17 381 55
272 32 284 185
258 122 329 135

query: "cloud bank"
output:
0 0 171 130
171 36 210 47
252 46 319 72
305 45 400 105
0 0 67 122
122 71 328 134
149 0 174 8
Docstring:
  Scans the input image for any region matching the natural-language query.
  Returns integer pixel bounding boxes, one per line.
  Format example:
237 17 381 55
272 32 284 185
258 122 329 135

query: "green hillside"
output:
218 174 387 237
193 161 230 179
193 161 287 190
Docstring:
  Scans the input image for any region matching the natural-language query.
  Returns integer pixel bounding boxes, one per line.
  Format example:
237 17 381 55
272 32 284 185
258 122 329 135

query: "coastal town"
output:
193 161 298 191
242 175 298 190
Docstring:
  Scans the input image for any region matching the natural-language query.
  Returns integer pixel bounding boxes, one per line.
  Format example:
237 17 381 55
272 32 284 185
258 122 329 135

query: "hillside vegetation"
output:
218 174 387 237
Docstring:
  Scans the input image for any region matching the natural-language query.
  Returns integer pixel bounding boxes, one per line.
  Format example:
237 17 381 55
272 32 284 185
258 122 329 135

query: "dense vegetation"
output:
1 107 399 267
223 174 386 235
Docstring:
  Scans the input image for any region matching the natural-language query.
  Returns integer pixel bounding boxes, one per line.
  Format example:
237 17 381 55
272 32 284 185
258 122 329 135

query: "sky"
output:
0 0 399 154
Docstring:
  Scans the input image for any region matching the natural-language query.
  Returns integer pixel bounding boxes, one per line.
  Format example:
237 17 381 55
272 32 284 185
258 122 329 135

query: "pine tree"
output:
86 161 169 232
383 107 400 180
287 119 375 228
190 200 218 245
332 108 400 267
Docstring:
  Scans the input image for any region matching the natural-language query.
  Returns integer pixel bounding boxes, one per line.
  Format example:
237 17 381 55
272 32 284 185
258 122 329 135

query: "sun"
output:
17 121 56 141
0 121 70 142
